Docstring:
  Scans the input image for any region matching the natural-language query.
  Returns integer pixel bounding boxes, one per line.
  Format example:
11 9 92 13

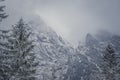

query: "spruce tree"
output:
101 44 118 80
0 0 10 79
0 0 8 22
0 30 13 80
9 18 38 80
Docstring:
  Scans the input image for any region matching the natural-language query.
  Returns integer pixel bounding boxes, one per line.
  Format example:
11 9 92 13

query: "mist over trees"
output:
0 0 120 80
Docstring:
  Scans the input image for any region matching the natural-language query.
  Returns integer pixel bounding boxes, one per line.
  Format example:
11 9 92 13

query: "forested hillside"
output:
0 0 120 80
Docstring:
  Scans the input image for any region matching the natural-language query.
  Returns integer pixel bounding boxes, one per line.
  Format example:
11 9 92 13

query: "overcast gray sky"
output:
1 0 120 45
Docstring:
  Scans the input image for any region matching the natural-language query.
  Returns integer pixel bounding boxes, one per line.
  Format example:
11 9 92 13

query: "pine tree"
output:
101 44 118 80
0 0 10 79
0 32 13 79
9 18 38 80
0 30 13 80
0 0 8 22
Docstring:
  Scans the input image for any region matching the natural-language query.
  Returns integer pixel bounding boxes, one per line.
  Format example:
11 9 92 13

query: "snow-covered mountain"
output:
27 19 74 80
25 18 120 80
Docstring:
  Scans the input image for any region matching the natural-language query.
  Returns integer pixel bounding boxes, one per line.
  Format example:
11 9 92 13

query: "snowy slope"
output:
28 19 74 80
26 17 120 80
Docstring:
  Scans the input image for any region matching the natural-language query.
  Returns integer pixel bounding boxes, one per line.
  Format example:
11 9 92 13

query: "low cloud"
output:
1 0 120 45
